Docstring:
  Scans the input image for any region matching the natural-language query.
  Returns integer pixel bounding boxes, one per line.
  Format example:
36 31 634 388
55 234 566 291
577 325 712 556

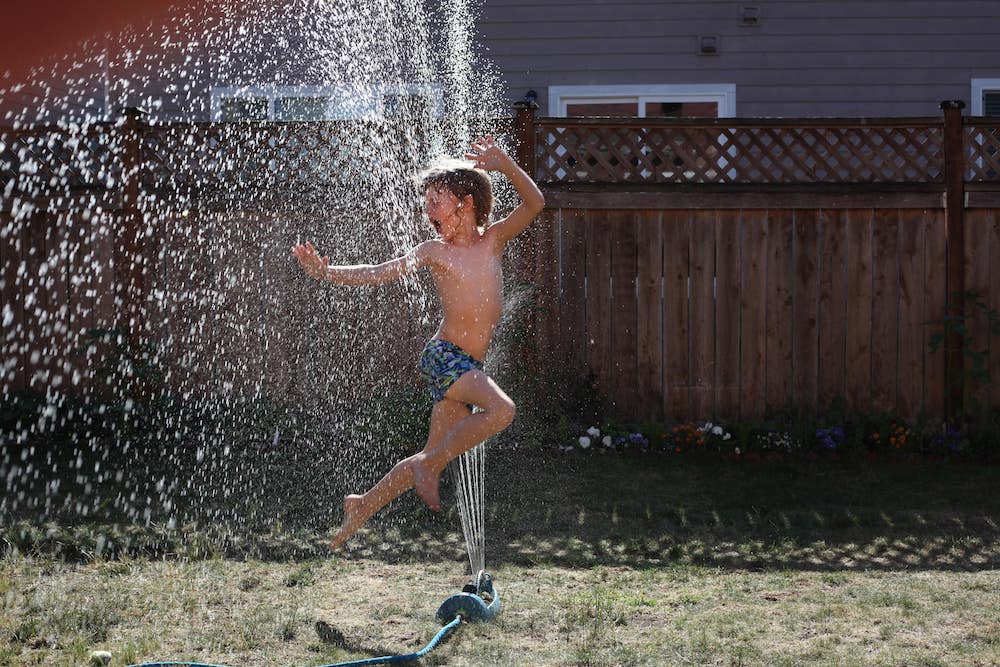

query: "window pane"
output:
275 96 328 120
220 97 268 121
566 102 639 117
985 92 1000 116
383 93 430 118
644 101 718 118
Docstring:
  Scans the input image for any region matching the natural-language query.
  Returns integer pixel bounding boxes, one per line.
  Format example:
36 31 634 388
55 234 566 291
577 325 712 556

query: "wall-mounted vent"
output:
739 5 761 26
698 35 719 55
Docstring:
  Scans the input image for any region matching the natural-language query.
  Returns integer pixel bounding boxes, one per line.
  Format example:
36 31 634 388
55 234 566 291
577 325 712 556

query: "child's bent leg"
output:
411 370 515 510
329 399 471 550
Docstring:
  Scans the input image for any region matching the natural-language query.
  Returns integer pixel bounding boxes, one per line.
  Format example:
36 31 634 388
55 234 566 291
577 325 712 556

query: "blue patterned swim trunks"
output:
418 338 484 402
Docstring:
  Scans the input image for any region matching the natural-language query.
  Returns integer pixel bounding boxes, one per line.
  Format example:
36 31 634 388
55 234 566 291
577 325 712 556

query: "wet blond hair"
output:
419 158 494 229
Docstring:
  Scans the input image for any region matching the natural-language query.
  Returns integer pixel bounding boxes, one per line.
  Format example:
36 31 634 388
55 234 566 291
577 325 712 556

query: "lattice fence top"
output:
535 119 946 185
0 124 121 196
140 122 407 193
4 116 998 200
1 118 512 201
966 120 1000 182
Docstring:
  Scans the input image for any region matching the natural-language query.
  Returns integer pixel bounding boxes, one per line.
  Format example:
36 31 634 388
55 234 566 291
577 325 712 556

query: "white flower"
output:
698 421 713 432
735 447 741 455
711 426 723 436
723 433 732 441
602 435 613 447
578 436 592 449
586 426 601 438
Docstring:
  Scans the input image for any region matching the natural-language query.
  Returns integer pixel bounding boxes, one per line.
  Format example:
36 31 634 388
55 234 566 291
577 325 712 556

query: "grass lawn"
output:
2 448 999 666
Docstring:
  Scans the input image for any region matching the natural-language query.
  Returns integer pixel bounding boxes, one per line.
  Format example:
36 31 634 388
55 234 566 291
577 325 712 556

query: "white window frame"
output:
971 78 1000 116
548 84 736 118
210 83 445 121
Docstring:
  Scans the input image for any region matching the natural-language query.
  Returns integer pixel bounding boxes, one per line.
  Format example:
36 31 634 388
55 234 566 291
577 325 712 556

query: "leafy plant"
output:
928 289 1000 414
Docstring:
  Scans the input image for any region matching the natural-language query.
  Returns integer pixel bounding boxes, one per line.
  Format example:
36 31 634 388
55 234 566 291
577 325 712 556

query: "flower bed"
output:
561 413 999 464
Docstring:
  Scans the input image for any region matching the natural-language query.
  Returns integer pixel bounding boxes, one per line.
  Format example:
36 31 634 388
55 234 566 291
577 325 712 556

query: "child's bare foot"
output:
410 456 442 511
329 494 366 551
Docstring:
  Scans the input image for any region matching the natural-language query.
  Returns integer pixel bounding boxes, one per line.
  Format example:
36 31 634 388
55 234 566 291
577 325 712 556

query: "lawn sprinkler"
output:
435 570 501 624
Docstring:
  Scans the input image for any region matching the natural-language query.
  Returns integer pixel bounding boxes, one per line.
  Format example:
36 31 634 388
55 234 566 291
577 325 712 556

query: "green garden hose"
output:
126 615 463 667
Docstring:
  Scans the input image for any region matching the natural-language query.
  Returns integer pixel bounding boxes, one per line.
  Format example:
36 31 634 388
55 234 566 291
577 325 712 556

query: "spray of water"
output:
0 0 513 563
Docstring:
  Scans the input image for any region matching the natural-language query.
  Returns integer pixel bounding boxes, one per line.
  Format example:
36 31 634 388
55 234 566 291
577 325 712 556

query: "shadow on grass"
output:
3 443 998 572
478 449 1000 572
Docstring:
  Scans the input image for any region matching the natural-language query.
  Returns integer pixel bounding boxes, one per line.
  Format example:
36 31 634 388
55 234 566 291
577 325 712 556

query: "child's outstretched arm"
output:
467 135 545 247
291 240 433 286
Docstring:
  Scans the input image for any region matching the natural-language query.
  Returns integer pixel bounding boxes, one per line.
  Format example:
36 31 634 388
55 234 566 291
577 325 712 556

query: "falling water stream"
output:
0 0 514 563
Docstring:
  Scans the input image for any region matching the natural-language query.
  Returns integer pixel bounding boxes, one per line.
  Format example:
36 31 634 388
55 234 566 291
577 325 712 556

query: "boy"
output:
291 135 544 550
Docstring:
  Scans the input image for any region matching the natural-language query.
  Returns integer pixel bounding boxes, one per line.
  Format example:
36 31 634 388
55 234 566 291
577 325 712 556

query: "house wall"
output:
478 0 1000 117
6 0 1000 126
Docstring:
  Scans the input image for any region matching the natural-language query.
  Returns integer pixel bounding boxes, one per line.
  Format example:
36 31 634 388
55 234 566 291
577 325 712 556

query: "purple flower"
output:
816 427 843 449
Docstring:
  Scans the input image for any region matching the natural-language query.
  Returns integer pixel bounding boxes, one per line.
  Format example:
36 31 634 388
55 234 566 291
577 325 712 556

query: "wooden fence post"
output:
118 106 146 343
940 99 966 420
513 97 538 178
511 97 541 383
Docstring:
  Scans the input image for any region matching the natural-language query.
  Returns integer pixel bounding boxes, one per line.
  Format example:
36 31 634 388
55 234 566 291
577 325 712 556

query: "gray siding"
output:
5 0 1000 123
477 0 1000 116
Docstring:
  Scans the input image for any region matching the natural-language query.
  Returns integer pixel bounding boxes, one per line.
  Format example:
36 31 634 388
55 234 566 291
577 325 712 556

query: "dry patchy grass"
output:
1 558 998 666
2 453 999 665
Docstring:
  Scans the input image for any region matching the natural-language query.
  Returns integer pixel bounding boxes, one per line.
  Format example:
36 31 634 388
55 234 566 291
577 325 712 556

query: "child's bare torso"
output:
428 237 503 361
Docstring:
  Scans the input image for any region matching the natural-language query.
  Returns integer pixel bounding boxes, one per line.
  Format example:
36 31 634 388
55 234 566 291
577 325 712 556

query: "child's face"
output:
424 186 467 240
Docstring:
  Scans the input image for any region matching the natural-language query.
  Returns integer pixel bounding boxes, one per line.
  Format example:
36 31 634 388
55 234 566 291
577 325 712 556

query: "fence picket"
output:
871 209 901 413
24 210 47 392
765 209 794 411
846 209 874 412
792 209 820 410
663 210 691 419
636 211 663 418
965 208 992 412
534 209 558 370
715 210 741 419
690 210 716 418
1 216 26 394
924 209 948 417
990 211 1000 410
610 211 638 415
585 212 612 399
817 208 848 411
560 210 587 374
896 209 927 420
740 209 768 417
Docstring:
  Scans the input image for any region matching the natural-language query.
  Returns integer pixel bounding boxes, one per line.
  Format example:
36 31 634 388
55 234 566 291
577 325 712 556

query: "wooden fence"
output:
520 102 1000 422
2 104 1000 422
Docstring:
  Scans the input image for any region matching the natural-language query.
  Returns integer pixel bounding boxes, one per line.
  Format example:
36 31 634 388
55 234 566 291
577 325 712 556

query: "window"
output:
220 96 268 121
548 84 736 118
210 84 443 121
275 95 328 121
987 93 1000 116
971 79 1000 116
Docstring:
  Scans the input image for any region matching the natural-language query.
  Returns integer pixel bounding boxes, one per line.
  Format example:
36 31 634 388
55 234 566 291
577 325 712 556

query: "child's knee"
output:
493 399 516 430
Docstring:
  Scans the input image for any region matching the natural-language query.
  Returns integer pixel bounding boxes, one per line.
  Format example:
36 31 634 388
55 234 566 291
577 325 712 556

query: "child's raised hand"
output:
465 135 513 173
290 241 329 280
